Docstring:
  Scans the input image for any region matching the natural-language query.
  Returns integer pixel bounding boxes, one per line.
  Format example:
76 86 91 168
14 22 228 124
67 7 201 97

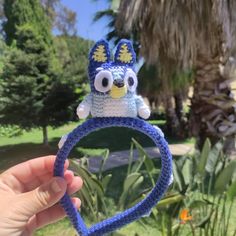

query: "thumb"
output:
18 177 67 218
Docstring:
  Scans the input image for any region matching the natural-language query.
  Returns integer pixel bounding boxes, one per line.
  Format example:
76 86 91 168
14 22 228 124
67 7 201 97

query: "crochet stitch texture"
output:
77 39 150 120
53 39 173 236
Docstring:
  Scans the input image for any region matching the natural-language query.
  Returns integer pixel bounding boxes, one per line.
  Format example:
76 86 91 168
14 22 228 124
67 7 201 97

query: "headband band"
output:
53 117 172 236
53 39 172 235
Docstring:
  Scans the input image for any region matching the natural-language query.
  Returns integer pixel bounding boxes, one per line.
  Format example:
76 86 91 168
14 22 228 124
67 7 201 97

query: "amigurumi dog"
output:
59 39 150 148
77 39 150 119
54 40 172 236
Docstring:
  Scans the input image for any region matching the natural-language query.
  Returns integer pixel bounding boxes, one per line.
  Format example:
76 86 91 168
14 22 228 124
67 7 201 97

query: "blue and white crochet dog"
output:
59 39 150 148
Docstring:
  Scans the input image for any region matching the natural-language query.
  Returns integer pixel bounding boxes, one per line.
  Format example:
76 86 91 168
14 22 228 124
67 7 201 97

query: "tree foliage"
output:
1 24 75 128
3 0 52 45
54 36 92 83
116 0 236 75
0 0 77 36
40 0 77 35
0 37 6 73
54 35 93 103
0 0 78 144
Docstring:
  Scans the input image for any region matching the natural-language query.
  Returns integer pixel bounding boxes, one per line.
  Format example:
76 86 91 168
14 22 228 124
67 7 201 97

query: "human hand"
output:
0 155 83 236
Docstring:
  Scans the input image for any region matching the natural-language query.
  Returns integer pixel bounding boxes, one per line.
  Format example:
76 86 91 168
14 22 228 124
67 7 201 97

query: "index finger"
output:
3 155 69 185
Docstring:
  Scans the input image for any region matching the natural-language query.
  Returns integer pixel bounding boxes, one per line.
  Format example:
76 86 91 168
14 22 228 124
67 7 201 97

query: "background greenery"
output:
0 0 236 235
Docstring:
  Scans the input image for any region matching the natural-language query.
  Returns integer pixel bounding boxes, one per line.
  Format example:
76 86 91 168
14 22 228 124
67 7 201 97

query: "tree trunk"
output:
163 95 180 136
174 92 184 122
42 126 49 146
174 92 188 138
189 53 236 151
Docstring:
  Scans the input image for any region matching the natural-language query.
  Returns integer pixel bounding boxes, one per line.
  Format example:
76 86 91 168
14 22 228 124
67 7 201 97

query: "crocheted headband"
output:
53 39 173 236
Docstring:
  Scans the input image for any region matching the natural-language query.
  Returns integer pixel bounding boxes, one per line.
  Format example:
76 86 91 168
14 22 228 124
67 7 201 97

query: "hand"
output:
76 103 90 119
138 106 151 119
0 155 83 236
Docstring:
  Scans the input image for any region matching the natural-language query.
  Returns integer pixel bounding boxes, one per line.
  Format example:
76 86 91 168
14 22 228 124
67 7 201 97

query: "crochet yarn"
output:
53 39 173 235
77 39 150 120
54 117 172 236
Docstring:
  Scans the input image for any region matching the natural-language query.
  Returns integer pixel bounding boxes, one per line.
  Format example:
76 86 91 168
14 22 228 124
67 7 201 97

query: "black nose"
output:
114 79 124 88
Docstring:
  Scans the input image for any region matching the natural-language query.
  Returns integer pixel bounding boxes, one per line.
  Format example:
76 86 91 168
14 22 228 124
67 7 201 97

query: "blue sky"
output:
61 0 110 41
59 1 144 69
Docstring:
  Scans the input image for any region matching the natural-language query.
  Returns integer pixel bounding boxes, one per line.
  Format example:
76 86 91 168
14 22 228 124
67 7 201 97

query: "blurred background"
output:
0 0 236 235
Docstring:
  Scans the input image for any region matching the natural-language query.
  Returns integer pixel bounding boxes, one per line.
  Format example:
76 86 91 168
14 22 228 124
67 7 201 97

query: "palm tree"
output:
138 63 192 137
93 0 138 49
116 0 236 149
94 1 192 136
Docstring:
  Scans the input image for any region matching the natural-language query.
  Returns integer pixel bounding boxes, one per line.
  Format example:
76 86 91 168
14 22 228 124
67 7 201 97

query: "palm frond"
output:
116 0 236 71
93 9 115 22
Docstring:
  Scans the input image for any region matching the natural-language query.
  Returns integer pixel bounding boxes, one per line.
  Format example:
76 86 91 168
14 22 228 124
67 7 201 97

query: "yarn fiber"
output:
53 39 172 235
77 39 150 119
54 117 173 236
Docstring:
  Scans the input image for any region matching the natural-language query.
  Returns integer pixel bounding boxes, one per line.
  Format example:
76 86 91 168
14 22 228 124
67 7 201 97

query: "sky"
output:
59 1 144 70
61 0 110 41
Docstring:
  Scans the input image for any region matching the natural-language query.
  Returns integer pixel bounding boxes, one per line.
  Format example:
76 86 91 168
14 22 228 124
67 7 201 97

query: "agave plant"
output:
70 138 236 235
70 148 112 222
172 139 236 236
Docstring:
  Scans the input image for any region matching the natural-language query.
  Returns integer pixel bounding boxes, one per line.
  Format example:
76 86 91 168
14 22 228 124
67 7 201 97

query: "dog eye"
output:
102 77 109 87
125 70 137 92
128 77 134 86
94 70 113 92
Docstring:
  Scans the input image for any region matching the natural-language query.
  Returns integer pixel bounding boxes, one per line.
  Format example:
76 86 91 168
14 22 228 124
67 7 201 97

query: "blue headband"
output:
53 40 173 236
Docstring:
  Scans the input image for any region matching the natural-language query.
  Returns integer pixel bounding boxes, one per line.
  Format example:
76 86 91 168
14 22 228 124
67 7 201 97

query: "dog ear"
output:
89 39 110 69
114 39 136 66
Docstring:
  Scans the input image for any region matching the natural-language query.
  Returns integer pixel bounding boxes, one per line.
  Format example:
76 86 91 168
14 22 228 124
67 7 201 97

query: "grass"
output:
36 208 236 236
0 120 194 172
0 119 191 148
35 161 162 236
35 219 76 236
35 218 160 236
35 202 236 236
35 160 236 236
1 122 235 236
0 122 79 146
0 122 79 171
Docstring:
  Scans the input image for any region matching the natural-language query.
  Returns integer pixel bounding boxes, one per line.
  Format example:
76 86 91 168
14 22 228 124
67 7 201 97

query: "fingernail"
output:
51 178 63 193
